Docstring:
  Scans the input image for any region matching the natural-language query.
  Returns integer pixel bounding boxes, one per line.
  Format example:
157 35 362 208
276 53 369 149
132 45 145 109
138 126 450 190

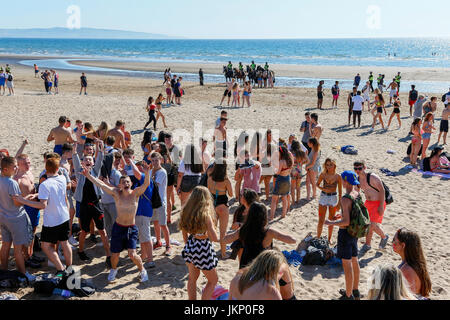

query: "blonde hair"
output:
179 186 216 235
367 264 416 300
238 250 289 295
97 122 110 141
323 158 337 174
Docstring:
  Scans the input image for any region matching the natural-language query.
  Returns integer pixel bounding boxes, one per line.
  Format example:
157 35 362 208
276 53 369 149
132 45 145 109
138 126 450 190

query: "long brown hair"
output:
396 229 432 297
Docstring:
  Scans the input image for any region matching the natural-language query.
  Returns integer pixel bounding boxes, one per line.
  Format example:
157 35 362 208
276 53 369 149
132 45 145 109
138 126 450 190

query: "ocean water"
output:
2 38 450 92
2 38 450 67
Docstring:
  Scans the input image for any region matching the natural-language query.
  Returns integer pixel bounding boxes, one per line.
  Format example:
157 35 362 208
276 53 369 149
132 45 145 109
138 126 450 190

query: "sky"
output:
2 0 450 39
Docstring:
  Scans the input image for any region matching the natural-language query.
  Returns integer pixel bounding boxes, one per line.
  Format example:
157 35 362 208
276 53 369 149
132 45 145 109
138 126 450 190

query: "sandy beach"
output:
0 61 448 300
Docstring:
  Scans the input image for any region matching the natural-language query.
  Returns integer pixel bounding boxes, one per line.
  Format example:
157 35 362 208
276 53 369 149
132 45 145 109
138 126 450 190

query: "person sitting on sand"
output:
428 146 450 174
47 116 75 156
387 95 402 130
223 202 296 270
316 158 342 244
179 186 219 300
229 250 294 300
81 160 151 283
392 228 432 299
366 264 417 300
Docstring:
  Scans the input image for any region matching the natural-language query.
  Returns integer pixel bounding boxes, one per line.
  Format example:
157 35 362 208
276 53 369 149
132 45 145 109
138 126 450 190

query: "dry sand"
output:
0 62 448 300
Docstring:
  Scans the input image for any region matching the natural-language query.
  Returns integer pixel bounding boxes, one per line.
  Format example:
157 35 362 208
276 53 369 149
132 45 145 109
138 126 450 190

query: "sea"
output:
1 38 449 93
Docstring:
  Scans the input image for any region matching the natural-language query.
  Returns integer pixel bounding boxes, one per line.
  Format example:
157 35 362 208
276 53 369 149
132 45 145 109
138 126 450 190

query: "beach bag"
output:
341 145 358 155
302 247 327 266
407 143 422 156
422 157 431 172
0 270 28 289
56 272 96 298
344 194 370 238
367 173 393 205
150 178 162 209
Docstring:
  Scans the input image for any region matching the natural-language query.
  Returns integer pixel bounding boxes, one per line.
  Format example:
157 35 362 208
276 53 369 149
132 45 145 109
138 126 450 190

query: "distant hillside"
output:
0 27 182 39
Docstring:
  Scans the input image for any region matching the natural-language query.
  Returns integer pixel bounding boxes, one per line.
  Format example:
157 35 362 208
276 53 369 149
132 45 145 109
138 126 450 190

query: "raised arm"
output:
133 164 151 197
15 139 28 158
81 166 116 196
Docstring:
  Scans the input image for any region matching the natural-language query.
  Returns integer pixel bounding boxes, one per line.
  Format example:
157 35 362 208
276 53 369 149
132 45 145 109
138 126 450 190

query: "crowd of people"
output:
0 64 15 96
0 62 444 301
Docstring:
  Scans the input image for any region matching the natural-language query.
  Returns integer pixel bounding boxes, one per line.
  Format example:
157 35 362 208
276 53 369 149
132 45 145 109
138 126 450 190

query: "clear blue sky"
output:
3 0 450 39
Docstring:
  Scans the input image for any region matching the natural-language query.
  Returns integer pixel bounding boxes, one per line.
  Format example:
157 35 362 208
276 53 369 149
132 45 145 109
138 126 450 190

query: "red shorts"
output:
409 100 417 107
365 200 386 224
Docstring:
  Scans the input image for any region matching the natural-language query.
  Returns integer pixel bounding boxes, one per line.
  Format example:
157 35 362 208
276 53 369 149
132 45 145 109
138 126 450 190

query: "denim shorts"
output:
180 175 201 193
273 175 291 196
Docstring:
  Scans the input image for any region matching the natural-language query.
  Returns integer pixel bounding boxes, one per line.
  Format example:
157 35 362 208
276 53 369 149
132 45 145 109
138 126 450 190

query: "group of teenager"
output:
0 64 15 96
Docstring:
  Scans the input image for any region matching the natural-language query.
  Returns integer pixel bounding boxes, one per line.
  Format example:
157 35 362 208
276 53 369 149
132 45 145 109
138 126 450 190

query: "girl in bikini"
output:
165 77 172 104
387 95 402 129
290 140 308 205
370 93 387 131
270 146 294 221
155 93 168 128
207 161 233 259
410 118 422 166
316 158 343 243
231 82 240 107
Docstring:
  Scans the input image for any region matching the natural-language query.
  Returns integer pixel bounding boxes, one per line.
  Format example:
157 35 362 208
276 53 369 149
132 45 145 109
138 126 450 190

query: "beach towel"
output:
380 168 396 176
412 169 450 179
282 250 304 267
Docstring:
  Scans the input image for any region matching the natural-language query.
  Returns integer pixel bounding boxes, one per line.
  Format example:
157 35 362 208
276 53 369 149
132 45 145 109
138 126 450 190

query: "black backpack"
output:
150 177 162 209
302 247 327 266
422 157 431 172
442 94 448 103
7 74 13 81
0 270 28 289
367 173 393 205
407 143 422 156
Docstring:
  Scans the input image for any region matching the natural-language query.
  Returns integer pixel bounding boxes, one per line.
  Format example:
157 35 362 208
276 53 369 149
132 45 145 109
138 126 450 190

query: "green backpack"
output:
343 194 370 238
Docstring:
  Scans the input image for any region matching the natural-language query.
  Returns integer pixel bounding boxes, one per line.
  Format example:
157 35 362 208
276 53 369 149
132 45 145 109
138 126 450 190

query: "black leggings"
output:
144 110 157 130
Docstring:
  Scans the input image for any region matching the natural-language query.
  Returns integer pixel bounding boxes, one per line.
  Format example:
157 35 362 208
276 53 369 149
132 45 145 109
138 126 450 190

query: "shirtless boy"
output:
309 113 323 141
14 154 44 267
353 161 389 252
220 78 236 106
107 121 127 151
81 164 151 283
47 116 74 156
438 104 449 145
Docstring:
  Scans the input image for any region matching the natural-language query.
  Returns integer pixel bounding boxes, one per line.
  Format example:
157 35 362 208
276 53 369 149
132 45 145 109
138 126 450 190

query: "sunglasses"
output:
354 167 363 171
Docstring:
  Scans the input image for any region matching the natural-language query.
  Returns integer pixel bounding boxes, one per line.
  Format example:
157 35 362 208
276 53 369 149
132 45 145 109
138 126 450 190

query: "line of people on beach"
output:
0 64 15 96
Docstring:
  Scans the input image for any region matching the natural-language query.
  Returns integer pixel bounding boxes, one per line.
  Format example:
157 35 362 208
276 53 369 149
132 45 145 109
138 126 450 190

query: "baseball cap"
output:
341 171 360 186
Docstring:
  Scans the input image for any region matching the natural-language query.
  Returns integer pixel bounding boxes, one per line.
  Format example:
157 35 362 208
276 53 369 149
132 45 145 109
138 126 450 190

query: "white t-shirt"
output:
151 168 168 205
38 175 69 227
352 95 364 111
178 160 202 176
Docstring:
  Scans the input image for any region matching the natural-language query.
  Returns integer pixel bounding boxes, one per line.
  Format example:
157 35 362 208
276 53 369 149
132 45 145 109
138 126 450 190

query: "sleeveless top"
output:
239 229 273 269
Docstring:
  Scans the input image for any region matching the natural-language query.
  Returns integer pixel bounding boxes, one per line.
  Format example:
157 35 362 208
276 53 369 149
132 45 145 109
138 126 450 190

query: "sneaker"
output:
379 235 389 249
24 272 36 282
77 251 91 261
31 254 45 263
360 244 372 253
368 128 374 132
25 258 41 269
339 289 361 300
108 269 118 282
106 256 112 269
338 293 355 300
139 269 148 282
144 261 156 269
68 235 79 247
153 241 163 249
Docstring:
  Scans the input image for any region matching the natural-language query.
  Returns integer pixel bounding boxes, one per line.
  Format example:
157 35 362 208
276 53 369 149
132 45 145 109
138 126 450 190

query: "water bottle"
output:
53 288 74 298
